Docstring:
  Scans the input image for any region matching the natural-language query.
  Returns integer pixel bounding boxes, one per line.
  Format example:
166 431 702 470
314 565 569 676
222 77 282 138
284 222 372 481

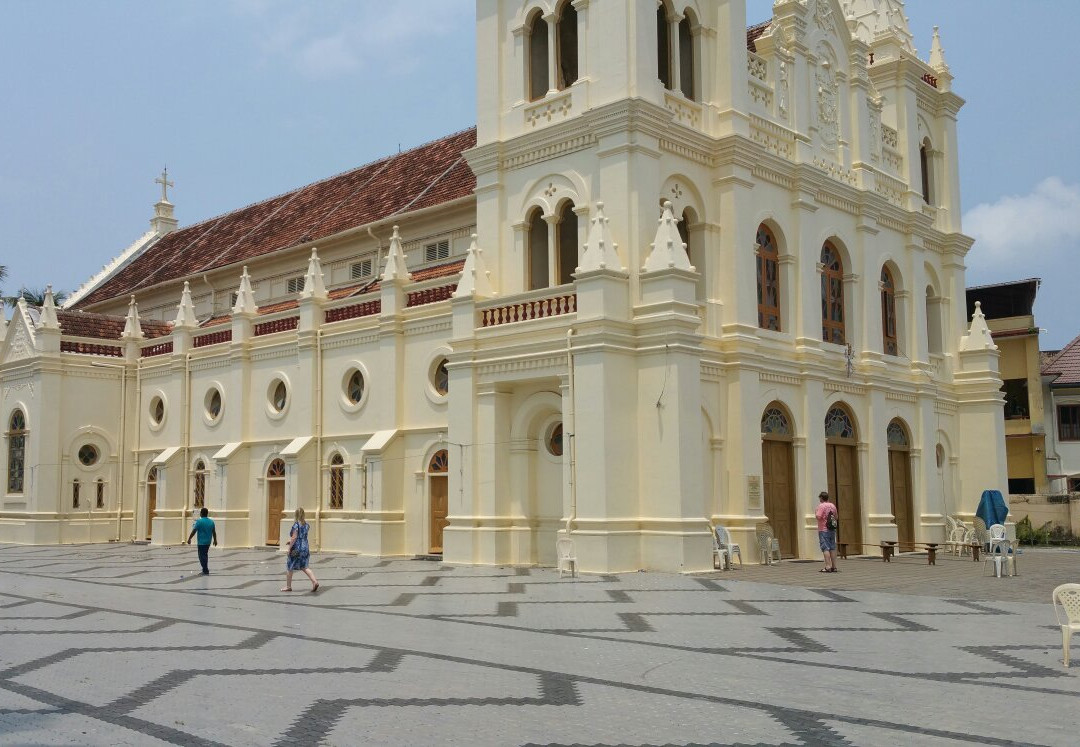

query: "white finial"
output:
155 167 174 203
381 225 410 283
38 284 60 329
959 300 997 352
300 247 328 301
579 202 624 273
122 295 145 340
642 201 693 273
453 234 494 299
232 267 258 316
174 281 198 328
929 26 950 74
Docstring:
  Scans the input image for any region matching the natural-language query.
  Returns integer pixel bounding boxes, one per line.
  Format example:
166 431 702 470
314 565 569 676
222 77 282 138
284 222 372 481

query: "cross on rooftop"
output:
155 168 174 202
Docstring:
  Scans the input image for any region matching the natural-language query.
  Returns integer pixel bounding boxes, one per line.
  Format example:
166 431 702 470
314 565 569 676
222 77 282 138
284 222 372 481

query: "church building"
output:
0 0 1007 571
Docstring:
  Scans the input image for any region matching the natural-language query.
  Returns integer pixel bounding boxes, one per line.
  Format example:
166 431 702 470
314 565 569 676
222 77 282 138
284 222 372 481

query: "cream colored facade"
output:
0 0 1007 571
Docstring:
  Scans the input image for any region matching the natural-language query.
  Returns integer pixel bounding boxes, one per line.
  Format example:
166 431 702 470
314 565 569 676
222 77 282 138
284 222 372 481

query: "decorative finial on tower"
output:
300 248 328 301
150 167 179 235
232 267 258 316
174 281 198 328
929 26 950 74
381 225 411 283
38 285 60 330
642 201 693 273
121 295 144 340
453 234 495 298
579 202 624 273
959 301 997 352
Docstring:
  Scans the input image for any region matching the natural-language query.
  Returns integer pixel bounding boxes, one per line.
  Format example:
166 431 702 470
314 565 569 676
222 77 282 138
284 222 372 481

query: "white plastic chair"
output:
714 526 742 570
710 528 728 570
1052 583 1080 667
556 537 577 578
756 523 782 565
988 523 1009 557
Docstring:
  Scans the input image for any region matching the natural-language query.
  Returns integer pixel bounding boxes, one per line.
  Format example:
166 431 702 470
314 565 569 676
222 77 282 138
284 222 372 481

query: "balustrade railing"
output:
140 341 174 358
479 291 576 328
194 330 232 348
253 316 299 336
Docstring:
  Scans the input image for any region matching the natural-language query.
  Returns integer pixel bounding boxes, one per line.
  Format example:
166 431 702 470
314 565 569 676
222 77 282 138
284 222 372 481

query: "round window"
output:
546 423 564 457
270 380 288 412
205 388 222 420
78 444 99 466
433 358 449 396
150 396 165 426
346 369 365 405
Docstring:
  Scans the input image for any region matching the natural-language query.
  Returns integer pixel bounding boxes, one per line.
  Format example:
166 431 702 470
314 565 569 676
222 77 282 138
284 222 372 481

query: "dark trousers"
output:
197 543 210 574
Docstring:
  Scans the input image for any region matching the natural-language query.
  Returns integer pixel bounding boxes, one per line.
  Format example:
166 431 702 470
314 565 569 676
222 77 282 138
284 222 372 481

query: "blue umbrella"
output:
975 489 1009 528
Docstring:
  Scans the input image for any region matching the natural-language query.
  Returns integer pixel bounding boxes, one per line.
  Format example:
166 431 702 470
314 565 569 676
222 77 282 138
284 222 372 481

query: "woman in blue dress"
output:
282 507 319 592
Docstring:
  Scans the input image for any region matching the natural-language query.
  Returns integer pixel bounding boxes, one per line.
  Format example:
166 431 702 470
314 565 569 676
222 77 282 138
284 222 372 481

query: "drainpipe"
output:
180 352 191 544
565 328 577 535
359 455 368 511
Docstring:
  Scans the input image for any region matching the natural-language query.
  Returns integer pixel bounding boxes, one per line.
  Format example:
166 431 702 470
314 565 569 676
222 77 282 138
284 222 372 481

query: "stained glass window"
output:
881 266 898 356
207 389 222 419
756 225 781 331
761 406 793 436
347 370 365 405
272 381 287 412
886 420 908 447
820 243 845 344
193 460 206 508
329 454 345 509
267 459 285 478
824 405 855 439
150 397 164 426
429 449 448 473
433 359 449 396
548 423 564 456
78 444 99 466
7 410 26 493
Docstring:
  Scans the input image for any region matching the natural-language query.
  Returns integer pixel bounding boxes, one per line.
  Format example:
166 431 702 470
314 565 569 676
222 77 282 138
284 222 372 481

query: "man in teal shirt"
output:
186 508 218 575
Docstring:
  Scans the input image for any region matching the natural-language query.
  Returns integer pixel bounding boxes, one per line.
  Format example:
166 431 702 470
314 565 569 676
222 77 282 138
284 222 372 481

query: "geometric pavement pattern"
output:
0 544 1076 746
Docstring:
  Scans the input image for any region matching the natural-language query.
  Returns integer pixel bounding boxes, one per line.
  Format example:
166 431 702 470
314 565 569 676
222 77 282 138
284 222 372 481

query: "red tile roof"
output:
76 128 477 309
54 309 173 341
1042 333 1080 386
747 21 770 53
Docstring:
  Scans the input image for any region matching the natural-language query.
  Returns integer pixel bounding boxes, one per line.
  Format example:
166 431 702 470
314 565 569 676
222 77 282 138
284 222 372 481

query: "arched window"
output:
268 458 285 478
527 10 549 101
6 410 26 494
329 453 345 509
527 208 549 290
96 478 105 509
555 1 578 90
824 405 856 440
820 242 846 344
919 142 932 204
656 3 672 89
678 15 696 100
556 201 578 285
756 225 781 331
677 208 704 303
887 419 909 447
193 459 207 509
880 266 898 356
72 479 80 508
760 406 793 437
429 449 449 473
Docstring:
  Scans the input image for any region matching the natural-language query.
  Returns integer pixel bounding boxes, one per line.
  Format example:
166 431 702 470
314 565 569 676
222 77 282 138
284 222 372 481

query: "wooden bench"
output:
840 541 941 564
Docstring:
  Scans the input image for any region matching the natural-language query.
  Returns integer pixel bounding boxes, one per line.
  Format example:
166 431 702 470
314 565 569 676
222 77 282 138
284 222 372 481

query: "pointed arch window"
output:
527 208 549 290
678 15 696 100
761 406 793 437
555 1 578 89
96 478 105 509
556 201 578 285
820 243 846 344
193 459 207 509
656 3 673 89
756 225 781 331
429 449 449 473
72 479 80 508
887 419 909 447
920 142 932 204
527 10 549 101
6 410 26 494
881 266 898 356
267 459 286 478
329 453 345 509
824 405 856 440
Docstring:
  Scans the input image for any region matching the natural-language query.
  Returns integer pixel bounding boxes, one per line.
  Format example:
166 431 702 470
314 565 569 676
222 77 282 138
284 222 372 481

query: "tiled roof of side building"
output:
1042 333 1080 386
747 21 770 53
54 309 173 341
76 128 478 309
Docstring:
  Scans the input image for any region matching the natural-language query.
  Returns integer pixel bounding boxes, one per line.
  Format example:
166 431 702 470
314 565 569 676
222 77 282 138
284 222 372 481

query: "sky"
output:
2 1 1078 348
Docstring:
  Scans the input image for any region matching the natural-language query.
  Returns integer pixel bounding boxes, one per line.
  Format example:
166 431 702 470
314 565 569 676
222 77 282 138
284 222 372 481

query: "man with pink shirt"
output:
815 491 839 573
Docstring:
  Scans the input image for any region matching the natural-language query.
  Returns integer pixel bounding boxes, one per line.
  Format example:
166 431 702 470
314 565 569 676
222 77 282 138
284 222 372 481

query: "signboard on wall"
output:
747 475 762 508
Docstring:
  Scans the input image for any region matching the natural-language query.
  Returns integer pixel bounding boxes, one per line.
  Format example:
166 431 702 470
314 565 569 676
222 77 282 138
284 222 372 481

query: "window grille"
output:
287 276 305 294
350 258 373 279
424 240 450 263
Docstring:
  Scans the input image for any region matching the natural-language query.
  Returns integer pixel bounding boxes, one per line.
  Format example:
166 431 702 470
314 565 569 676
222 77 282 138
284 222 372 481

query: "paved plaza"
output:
0 544 1077 746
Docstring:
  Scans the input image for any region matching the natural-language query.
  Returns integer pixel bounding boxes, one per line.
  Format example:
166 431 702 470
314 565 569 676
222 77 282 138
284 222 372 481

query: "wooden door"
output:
762 439 797 557
429 476 449 553
146 483 156 541
267 480 285 545
827 443 862 547
889 449 915 550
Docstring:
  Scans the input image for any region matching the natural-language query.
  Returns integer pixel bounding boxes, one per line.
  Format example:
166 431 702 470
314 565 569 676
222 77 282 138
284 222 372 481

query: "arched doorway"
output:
266 458 285 545
761 404 797 557
825 404 862 547
428 449 449 554
887 419 915 550
146 466 157 541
